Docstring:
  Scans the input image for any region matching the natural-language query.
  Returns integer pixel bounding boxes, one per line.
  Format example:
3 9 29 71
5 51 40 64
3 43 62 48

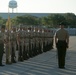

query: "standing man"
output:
10 26 17 63
17 26 23 61
0 25 5 66
55 23 69 69
5 28 12 64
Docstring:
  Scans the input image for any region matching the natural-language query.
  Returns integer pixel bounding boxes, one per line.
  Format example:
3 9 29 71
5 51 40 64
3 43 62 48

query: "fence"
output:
51 28 76 36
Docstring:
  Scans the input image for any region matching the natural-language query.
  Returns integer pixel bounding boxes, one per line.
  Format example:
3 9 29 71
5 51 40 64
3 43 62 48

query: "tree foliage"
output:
0 13 76 28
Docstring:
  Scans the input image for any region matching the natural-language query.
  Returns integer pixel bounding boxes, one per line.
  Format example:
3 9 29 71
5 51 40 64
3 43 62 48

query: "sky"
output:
0 0 76 15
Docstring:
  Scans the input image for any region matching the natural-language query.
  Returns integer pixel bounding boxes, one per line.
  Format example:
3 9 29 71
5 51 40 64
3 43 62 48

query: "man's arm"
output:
54 33 58 47
66 32 69 48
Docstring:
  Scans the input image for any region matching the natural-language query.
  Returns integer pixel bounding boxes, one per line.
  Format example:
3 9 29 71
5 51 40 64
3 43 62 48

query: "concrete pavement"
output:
0 36 76 75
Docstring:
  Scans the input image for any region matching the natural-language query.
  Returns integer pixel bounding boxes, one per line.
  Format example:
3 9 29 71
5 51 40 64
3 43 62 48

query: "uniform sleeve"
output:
66 31 69 39
4 34 7 40
54 31 58 38
54 31 58 45
66 31 69 45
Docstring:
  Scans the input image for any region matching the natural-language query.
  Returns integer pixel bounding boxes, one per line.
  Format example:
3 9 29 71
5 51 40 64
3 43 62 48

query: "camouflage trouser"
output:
5 42 12 64
10 41 16 63
18 41 24 61
23 42 29 60
0 43 4 65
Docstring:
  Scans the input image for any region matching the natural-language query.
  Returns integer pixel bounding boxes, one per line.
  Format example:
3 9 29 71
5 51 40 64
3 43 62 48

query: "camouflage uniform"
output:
0 26 5 66
21 27 28 60
10 27 17 63
5 29 12 64
37 28 43 54
17 26 24 61
24 27 29 59
28 27 33 58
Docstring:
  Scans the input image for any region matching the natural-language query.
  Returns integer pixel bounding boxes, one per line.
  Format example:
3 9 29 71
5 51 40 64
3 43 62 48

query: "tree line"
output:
0 13 76 28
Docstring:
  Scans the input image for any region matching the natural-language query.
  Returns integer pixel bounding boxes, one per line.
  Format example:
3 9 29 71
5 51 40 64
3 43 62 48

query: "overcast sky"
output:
0 0 76 15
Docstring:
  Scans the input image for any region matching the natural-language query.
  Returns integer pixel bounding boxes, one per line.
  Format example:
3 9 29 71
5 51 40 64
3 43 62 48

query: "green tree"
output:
63 13 76 27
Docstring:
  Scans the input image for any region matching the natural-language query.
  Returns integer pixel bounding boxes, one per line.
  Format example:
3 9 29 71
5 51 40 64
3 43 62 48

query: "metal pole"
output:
12 8 14 13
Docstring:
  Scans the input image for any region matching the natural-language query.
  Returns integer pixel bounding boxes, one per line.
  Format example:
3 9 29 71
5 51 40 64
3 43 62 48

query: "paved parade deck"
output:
0 36 76 75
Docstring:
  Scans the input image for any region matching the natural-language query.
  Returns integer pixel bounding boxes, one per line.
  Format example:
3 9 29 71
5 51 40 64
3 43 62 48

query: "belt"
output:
58 40 66 41
58 40 66 42
58 40 66 44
